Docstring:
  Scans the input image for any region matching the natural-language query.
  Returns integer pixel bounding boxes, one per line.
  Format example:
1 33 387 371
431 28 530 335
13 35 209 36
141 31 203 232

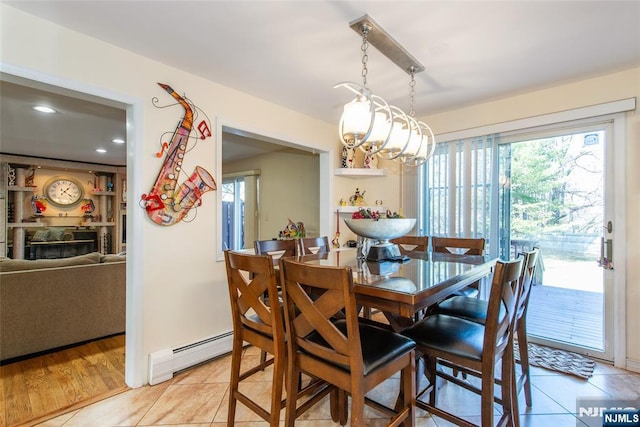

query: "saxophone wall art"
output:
141 83 217 225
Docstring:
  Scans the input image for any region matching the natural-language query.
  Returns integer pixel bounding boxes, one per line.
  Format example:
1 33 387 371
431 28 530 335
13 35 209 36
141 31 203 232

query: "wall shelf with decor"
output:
334 168 386 177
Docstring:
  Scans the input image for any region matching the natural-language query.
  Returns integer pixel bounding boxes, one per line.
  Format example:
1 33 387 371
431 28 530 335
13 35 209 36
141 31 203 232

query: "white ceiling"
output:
1 1 639 166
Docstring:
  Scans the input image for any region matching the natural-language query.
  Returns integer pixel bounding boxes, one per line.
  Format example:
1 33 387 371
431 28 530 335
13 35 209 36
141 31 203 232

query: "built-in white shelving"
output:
80 221 116 227
8 186 37 192
7 222 46 228
2 159 126 258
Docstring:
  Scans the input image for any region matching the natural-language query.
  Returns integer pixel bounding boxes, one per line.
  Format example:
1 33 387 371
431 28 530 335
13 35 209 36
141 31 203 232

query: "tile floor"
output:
35 346 640 427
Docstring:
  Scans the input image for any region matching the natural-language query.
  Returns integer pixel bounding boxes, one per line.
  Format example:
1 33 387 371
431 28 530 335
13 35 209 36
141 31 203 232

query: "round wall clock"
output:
44 176 85 207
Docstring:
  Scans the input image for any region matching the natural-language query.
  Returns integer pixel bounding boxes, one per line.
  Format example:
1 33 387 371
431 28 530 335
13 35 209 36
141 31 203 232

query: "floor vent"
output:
148 331 233 385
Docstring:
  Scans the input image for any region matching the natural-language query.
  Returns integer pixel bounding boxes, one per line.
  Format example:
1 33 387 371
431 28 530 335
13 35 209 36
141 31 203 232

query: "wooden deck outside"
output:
526 284 603 350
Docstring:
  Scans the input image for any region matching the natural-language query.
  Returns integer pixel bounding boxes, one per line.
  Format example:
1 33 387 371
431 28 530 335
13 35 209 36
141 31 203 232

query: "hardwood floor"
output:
528 285 603 349
1 334 127 427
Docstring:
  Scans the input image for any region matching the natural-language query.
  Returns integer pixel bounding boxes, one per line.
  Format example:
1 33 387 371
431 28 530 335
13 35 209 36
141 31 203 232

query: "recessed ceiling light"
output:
96 148 107 153
112 138 125 144
33 105 56 114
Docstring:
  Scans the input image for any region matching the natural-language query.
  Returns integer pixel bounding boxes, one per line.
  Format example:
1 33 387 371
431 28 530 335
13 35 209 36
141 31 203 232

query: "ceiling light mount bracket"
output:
349 15 425 75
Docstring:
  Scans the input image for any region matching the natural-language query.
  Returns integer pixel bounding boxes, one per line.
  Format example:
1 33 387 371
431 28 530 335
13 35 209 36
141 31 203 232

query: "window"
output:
221 170 259 251
423 135 496 252
222 177 245 250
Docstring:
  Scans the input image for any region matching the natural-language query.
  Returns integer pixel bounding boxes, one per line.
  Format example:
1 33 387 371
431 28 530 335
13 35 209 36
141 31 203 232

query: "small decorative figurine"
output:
24 168 35 187
31 195 47 215
7 166 16 186
332 209 341 248
81 199 95 217
349 188 367 206
364 146 378 169
341 146 356 168
280 219 306 239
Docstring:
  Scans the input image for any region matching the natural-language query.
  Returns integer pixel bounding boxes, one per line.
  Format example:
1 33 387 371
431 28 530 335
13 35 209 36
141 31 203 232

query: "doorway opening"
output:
216 124 328 259
0 71 133 423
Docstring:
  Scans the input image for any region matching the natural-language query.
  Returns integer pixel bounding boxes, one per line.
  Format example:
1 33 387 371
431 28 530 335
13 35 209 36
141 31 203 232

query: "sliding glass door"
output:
422 121 617 361
498 125 613 360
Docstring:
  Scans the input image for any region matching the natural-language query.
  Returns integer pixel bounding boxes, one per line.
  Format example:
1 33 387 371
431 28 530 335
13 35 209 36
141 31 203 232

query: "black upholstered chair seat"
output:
306 319 416 375
431 296 505 324
401 314 486 361
451 286 479 298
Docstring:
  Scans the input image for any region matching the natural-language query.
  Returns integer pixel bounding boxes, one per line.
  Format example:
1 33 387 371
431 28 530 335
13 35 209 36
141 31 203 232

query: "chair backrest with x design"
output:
225 250 283 338
224 250 286 425
281 258 362 373
484 257 524 356
279 257 416 426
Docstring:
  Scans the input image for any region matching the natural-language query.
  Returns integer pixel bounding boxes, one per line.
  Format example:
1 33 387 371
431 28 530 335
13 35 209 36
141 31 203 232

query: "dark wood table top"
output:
295 249 497 324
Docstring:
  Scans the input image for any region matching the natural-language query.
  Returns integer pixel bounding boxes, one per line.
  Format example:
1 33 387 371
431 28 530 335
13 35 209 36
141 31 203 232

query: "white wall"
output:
422 67 640 368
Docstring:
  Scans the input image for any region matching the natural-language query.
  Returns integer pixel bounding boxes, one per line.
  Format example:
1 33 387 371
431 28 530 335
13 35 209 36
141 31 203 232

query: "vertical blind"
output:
422 134 499 255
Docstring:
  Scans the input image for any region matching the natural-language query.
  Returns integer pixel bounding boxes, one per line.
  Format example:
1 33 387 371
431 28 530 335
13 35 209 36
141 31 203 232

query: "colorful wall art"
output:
141 83 217 225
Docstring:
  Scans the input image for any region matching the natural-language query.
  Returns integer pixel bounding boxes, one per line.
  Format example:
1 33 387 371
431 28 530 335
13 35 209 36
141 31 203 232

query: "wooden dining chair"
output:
401 257 524 427
279 257 416 427
431 237 485 256
223 250 286 426
431 248 540 407
254 238 299 263
432 236 486 298
390 235 429 254
299 236 331 255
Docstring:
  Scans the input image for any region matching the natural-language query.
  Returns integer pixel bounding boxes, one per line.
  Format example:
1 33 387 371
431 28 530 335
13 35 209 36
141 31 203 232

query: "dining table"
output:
293 248 497 332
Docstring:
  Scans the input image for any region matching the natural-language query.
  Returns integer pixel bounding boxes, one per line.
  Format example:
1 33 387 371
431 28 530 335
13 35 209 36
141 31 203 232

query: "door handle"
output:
598 237 614 270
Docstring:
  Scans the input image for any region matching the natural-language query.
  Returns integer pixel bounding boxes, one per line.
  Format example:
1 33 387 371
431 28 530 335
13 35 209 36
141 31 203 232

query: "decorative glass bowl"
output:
343 218 416 245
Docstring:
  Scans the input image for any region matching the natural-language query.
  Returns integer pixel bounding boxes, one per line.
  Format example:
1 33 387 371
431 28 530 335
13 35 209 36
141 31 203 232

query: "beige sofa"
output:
0 252 126 362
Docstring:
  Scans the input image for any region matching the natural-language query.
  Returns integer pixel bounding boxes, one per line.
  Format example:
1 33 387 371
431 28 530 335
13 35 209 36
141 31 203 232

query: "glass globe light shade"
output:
385 123 409 156
341 98 371 141
403 129 423 158
367 112 391 147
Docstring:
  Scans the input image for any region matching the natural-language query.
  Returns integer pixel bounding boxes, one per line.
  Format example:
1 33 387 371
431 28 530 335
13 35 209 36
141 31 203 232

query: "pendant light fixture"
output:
335 15 435 166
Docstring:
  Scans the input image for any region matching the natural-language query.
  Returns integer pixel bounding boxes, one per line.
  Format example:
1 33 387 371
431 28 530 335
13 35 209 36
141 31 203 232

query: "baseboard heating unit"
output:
148 331 233 385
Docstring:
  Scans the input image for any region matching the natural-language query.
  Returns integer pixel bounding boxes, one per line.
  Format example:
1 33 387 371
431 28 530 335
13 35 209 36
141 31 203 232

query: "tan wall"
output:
422 67 640 366
223 147 321 240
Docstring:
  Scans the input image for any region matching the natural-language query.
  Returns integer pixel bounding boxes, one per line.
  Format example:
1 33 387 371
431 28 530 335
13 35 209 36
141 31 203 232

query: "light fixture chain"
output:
409 67 416 117
361 25 370 87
